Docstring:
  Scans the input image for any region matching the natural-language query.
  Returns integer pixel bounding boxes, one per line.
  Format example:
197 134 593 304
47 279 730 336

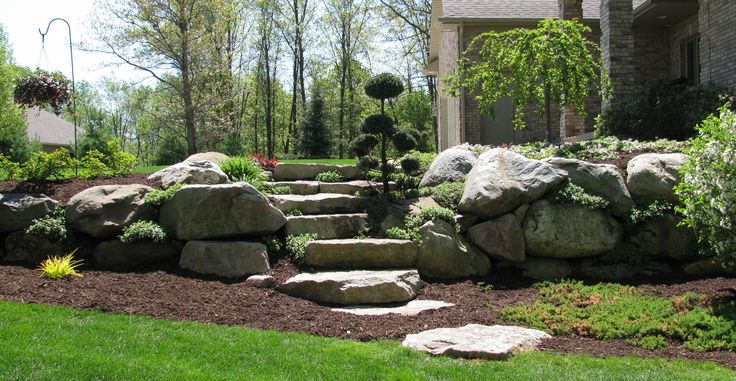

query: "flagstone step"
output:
266 181 320 195
276 269 425 305
319 180 396 195
332 300 453 316
303 239 417 269
273 163 361 181
268 194 369 215
285 214 368 239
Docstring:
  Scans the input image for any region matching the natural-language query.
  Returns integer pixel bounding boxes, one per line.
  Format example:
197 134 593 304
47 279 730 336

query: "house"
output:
426 0 736 149
24 107 83 152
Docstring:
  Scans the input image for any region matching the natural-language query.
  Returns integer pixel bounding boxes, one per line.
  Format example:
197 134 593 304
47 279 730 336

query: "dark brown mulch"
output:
592 150 645 171
0 174 161 203
0 260 734 369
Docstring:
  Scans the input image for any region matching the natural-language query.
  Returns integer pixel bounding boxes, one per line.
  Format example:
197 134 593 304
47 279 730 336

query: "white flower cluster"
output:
676 107 736 270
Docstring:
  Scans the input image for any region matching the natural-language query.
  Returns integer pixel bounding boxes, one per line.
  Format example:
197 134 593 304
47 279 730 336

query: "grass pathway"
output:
0 301 733 380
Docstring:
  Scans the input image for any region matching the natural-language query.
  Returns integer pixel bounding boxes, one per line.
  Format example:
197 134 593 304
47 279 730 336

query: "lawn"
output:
0 301 733 380
132 165 169 174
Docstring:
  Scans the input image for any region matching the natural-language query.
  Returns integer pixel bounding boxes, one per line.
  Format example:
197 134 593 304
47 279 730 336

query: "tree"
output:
447 18 608 143
0 26 34 162
298 89 331 158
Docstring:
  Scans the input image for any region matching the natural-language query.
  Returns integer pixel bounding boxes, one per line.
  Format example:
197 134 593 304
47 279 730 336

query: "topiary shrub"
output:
675 105 736 270
364 73 404 101
119 220 168 243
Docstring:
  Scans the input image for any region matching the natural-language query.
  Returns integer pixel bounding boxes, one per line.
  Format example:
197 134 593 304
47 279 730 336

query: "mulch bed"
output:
0 174 161 203
0 260 734 369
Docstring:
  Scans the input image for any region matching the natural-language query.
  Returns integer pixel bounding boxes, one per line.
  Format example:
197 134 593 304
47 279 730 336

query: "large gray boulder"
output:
402 324 551 360
268 194 368 215
419 146 478 187
416 221 491 279
66 184 157 238
3 231 73 264
497 257 573 280
468 214 525 262
626 153 687 203
304 239 417 269
148 160 230 188
277 269 425 305
273 163 361 181
180 240 270 277
542 157 633 216
160 183 285 240
522 199 622 258
630 214 696 261
458 148 567 220
93 240 181 269
185 152 229 165
0 193 58 232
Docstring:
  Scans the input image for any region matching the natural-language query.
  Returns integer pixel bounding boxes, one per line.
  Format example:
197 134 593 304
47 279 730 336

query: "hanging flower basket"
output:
13 70 71 116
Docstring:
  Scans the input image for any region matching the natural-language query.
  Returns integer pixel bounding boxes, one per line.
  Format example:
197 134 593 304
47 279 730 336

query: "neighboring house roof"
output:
25 107 83 147
440 0 602 21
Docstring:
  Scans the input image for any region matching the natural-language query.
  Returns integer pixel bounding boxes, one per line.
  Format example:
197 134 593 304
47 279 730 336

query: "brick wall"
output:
699 0 736 85
600 0 636 106
633 26 671 84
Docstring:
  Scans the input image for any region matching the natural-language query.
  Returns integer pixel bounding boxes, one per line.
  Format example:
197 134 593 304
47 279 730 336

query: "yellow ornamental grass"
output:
37 249 83 280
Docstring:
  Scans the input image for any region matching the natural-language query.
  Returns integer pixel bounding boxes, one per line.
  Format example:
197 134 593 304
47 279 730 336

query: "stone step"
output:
332 300 454 316
273 163 361 181
285 214 368 239
319 180 395 195
268 194 369 215
276 269 425 305
304 239 417 269
266 181 320 195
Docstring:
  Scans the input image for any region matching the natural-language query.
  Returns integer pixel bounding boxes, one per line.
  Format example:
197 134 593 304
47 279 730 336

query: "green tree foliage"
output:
394 91 433 152
0 26 34 162
447 18 608 143
298 90 332 158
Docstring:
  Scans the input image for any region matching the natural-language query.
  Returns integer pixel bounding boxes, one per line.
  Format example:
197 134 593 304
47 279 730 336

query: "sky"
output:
0 0 142 83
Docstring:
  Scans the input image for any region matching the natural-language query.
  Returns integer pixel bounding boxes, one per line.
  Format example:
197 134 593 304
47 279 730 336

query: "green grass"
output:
0 301 733 380
502 280 736 351
133 165 169 174
280 158 356 165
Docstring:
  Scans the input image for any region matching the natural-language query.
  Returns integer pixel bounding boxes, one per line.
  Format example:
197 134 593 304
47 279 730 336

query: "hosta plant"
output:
37 249 83 280
13 70 71 115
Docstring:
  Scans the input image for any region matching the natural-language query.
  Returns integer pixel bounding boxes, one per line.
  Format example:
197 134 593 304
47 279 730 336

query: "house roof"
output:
25 107 83 147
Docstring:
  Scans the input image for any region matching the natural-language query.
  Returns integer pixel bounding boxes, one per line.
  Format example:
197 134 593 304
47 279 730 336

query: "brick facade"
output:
600 0 636 106
699 0 736 85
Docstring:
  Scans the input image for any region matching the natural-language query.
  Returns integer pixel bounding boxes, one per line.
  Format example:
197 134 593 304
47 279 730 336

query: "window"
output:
680 35 700 85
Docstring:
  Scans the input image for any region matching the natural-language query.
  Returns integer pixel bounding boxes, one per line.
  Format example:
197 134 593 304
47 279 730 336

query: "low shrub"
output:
221 156 267 183
25 210 69 242
37 249 83 280
385 226 412 241
0 154 21 181
262 235 282 254
547 181 609 210
405 206 458 232
21 148 74 181
502 280 736 352
263 185 291 195
428 181 465 211
284 209 303 217
500 136 688 162
144 183 184 207
119 220 168 243
629 201 675 224
80 149 113 179
676 105 736 270
286 233 317 263
250 153 278 172
315 170 344 183
104 139 137 176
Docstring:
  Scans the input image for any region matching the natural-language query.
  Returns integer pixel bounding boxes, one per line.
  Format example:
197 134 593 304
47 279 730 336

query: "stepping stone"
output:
277 269 425 305
332 300 453 316
319 181 395 195
180 241 269 278
268 194 368 215
304 239 417 269
285 214 368 239
265 181 319 195
402 324 551 360
273 163 361 181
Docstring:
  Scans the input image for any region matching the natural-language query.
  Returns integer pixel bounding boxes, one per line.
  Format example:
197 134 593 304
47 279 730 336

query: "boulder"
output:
268 194 368 215
419 146 478 187
277 269 425 305
380 197 441 231
458 148 567 219
285 214 368 240
626 153 687 203
148 160 229 188
455 214 479 234
0 193 58 232
66 184 157 238
468 214 525 262
542 157 633 216
683 259 728 276
180 240 270 278
497 257 572 280
303 239 417 269
265 181 319 195
416 221 491 279
522 200 622 258
160 183 286 240
332 300 454 316
578 259 671 280
92 240 181 269
273 163 361 181
245 275 275 288
629 214 696 260
3 231 73 264
402 324 551 360
185 152 229 165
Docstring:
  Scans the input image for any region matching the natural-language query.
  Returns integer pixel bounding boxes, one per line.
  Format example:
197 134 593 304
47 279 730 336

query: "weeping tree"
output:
447 18 608 143
349 73 419 193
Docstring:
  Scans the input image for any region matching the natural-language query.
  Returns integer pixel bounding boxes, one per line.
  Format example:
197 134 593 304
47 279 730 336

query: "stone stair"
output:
271 163 450 313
